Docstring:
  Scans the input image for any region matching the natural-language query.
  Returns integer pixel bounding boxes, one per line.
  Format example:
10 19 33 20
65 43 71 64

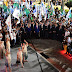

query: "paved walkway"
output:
0 46 59 72
28 39 72 72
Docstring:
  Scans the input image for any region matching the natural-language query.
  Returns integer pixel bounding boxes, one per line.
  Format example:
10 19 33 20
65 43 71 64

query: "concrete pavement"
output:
0 46 59 72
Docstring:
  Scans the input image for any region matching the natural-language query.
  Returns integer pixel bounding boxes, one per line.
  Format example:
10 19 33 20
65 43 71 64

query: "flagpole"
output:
9 1 12 39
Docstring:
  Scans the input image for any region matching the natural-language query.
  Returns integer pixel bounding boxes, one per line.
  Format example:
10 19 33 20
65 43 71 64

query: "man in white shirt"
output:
16 48 24 68
22 40 28 63
65 29 70 37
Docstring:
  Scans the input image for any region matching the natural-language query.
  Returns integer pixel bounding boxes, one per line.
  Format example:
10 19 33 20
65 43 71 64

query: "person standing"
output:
48 23 53 39
26 23 31 39
0 41 5 59
5 32 10 52
40 22 44 39
22 40 28 63
12 29 16 45
16 48 24 68
5 48 12 72
34 22 40 39
31 22 35 38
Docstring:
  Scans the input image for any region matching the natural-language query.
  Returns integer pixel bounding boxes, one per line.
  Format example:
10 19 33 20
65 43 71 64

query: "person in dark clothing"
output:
57 25 63 42
40 22 44 39
52 23 58 40
48 23 53 39
31 22 35 38
34 22 40 39
44 23 48 39
26 24 31 39
16 28 20 44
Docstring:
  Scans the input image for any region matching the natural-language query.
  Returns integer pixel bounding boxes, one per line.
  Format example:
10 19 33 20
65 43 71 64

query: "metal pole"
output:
62 0 64 10
31 40 43 72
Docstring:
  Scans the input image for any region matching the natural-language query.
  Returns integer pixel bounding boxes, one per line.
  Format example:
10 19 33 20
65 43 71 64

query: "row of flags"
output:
2 0 72 20
1 1 72 32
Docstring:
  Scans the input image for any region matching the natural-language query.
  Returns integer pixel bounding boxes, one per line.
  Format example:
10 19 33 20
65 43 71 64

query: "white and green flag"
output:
5 15 11 33
13 8 20 19
51 2 55 15
66 8 72 19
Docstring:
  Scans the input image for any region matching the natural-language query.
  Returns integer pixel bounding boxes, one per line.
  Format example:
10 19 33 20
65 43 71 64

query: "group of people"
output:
0 1 72 72
0 15 29 71
0 32 28 72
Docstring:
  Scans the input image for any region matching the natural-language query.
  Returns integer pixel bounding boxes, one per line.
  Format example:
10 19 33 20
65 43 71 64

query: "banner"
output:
5 15 11 33
13 8 20 19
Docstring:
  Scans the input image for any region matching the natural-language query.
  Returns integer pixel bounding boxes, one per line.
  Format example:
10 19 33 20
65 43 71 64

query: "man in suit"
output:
40 22 44 39
34 22 40 39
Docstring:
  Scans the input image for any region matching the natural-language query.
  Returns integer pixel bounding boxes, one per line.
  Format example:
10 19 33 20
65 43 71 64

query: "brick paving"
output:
28 39 72 72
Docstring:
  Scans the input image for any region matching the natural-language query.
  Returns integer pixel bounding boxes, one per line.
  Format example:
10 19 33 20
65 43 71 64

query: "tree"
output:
65 0 72 9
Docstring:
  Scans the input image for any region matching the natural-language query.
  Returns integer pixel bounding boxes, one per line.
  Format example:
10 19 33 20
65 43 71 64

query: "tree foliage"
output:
65 1 72 8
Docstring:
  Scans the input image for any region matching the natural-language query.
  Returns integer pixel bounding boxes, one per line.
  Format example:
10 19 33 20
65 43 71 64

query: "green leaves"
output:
65 1 72 8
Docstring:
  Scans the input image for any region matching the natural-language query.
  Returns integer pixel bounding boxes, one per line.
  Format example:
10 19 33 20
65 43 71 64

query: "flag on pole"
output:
0 1 3 7
5 15 11 33
24 8 30 16
33 5 37 17
66 8 71 19
60 5 63 14
51 2 55 15
13 3 19 9
31 17 33 21
17 19 20 24
60 10 66 17
10 6 14 14
13 8 20 19
62 10 66 16
44 10 47 20
4 0 8 7
25 0 30 9
3 4 8 12
41 2 46 15
39 11 42 22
